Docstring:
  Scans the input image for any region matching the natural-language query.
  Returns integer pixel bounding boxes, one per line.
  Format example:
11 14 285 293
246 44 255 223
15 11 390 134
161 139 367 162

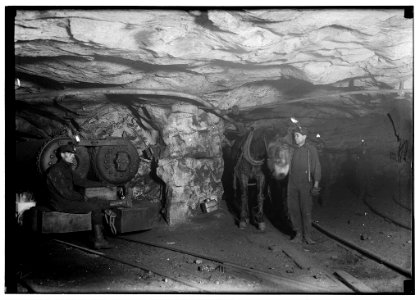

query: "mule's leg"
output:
255 171 266 231
239 173 249 229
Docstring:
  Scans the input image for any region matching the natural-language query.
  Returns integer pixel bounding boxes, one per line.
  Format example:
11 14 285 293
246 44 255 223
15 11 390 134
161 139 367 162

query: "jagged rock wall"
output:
156 104 224 224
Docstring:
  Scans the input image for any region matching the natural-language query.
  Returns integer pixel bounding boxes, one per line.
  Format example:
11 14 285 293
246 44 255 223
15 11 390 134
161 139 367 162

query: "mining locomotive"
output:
33 135 160 234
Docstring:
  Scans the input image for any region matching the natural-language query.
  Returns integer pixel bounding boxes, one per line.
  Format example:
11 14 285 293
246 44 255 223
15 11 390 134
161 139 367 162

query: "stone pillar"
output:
156 104 224 225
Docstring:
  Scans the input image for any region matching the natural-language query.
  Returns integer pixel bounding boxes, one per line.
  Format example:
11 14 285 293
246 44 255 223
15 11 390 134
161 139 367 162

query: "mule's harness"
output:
243 129 264 166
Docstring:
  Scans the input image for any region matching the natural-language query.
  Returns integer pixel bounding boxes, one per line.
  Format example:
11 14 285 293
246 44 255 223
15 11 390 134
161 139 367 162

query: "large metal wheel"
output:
93 138 140 185
37 136 90 178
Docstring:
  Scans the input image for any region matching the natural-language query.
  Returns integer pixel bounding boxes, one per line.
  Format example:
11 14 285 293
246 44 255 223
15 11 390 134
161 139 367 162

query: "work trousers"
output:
54 198 111 226
287 179 313 238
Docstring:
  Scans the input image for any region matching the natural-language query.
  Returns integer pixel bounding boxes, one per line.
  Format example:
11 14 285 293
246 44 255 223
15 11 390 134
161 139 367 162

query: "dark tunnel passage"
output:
219 112 413 275
221 124 413 223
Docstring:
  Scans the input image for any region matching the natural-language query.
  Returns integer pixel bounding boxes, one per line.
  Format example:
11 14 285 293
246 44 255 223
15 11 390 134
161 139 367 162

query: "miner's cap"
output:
293 126 308 135
57 144 76 154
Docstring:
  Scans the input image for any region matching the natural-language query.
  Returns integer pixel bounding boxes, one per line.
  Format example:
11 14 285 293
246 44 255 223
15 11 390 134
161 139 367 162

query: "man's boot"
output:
291 232 302 243
239 217 249 229
92 225 113 250
257 222 266 231
303 235 315 245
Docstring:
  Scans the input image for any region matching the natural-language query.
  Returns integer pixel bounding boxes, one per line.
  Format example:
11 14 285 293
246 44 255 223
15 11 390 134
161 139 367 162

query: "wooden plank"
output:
334 270 375 293
41 211 91 233
281 245 313 270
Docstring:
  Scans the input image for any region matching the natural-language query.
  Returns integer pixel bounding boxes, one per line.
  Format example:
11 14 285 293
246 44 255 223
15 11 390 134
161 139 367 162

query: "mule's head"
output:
266 139 293 180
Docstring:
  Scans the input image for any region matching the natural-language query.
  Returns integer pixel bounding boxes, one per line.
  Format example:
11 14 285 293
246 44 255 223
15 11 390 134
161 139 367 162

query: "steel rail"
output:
392 195 412 212
52 239 208 292
53 237 338 292
312 222 412 278
363 196 412 230
115 236 338 293
54 223 411 290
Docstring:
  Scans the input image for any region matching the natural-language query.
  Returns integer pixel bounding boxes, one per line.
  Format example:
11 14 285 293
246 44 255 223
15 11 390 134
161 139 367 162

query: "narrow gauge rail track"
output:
52 239 205 292
115 235 403 293
311 223 412 293
313 222 412 279
52 237 342 293
52 220 412 294
114 236 343 293
117 228 411 293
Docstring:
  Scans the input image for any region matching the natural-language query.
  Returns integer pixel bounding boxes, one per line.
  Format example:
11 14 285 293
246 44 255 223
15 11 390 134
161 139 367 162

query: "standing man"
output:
288 126 321 244
46 143 113 249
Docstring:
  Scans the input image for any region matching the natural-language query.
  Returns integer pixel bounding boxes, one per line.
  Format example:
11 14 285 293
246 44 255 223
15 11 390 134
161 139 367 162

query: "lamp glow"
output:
290 117 298 124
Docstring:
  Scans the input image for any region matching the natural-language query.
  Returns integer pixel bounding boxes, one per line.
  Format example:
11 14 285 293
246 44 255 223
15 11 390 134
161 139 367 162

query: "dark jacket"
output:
289 142 321 185
46 159 86 210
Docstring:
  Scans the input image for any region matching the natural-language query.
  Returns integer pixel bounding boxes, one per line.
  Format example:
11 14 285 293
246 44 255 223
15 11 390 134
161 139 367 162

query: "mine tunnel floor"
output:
13 181 411 294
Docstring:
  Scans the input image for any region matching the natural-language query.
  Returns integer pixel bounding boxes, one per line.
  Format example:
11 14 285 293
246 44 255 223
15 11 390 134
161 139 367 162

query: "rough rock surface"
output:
14 8 413 150
162 104 223 158
157 105 224 224
15 9 412 100
14 9 413 143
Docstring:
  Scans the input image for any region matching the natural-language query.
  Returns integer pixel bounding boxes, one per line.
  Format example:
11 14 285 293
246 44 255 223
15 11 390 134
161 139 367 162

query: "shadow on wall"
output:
264 176 294 236
221 144 236 219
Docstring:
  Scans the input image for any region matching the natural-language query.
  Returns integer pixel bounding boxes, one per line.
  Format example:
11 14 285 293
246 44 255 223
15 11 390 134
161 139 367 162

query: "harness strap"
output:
243 129 264 166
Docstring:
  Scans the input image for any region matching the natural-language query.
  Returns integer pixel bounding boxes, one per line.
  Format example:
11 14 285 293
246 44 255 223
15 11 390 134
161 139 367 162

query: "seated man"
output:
45 143 113 249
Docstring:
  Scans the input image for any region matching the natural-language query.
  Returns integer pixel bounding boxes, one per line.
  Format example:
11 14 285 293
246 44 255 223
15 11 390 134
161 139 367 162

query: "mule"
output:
266 129 295 180
233 127 294 231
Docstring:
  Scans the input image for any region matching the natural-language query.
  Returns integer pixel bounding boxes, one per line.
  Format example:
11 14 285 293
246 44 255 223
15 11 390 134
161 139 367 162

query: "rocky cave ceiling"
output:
14 8 413 148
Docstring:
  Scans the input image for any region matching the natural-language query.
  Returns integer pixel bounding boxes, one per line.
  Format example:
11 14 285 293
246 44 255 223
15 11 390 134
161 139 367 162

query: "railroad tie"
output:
281 245 312 270
334 270 375 293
